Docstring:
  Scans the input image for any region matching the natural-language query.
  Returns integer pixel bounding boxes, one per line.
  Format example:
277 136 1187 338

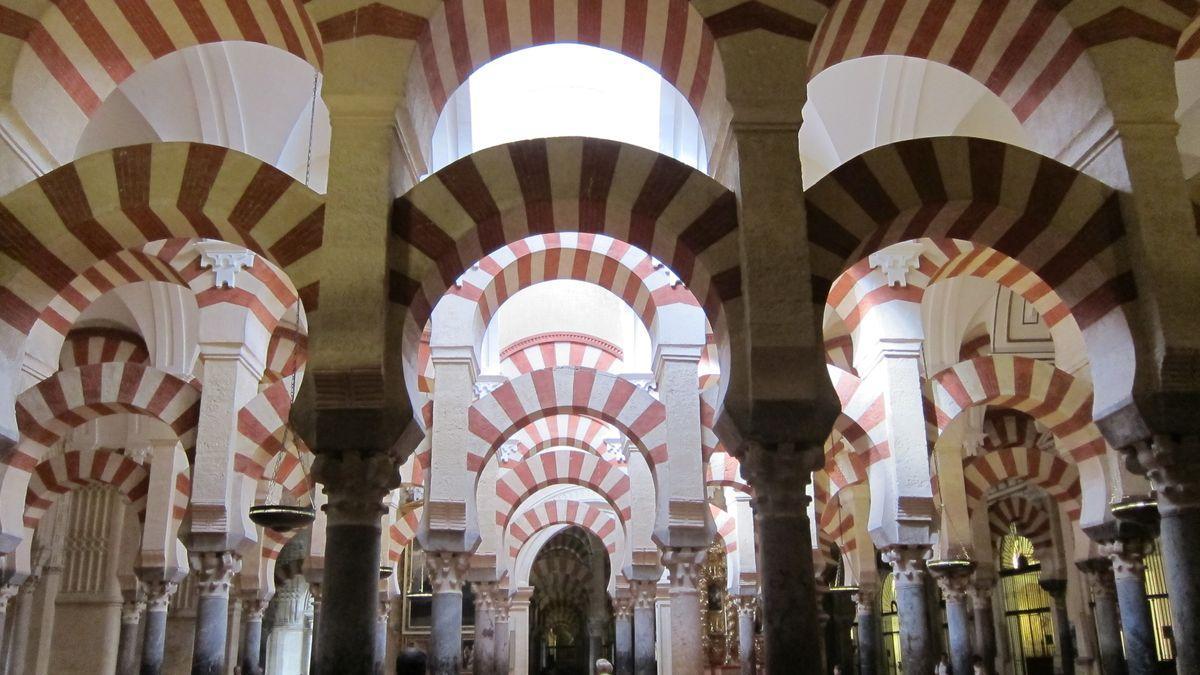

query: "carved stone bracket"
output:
880 545 932 588
868 241 924 287
424 551 470 595
190 551 242 598
197 242 255 289
312 451 402 526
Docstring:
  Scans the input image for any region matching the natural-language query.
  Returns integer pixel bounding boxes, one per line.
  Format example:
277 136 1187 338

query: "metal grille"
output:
879 573 902 675
999 534 1054 675
1145 551 1175 661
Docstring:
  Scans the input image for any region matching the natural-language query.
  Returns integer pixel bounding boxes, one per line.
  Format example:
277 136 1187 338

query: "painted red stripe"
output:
55 0 135 81
621 0 648 59
862 0 904 56
174 0 221 43
947 0 1008 74
443 0 474 85
825 0 868 67
905 0 954 60
984 1 1054 95
482 0 511 58
659 0 688 83
529 0 555 45
578 0 602 45
265 0 306 59
1012 32 1084 122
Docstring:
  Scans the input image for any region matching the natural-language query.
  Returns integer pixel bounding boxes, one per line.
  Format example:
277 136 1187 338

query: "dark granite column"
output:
1100 538 1157 675
1078 558 1127 675
240 596 268 675
930 562 975 675
471 581 499 675
426 552 469 675
731 595 757 675
968 580 998 674
613 594 634 675
189 551 241 675
742 445 822 674
1128 438 1200 674
139 578 178 675
117 589 145 675
852 586 879 675
1039 579 1075 675
881 546 934 675
630 579 656 675
312 451 399 675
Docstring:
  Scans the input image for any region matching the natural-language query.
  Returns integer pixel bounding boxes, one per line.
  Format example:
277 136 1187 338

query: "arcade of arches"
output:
2 2 1200 675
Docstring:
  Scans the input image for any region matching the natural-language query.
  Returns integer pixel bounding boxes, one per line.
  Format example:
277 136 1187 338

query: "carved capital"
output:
880 545 931 587
1098 537 1153 580
612 594 634 620
142 579 179 612
1129 435 1200 515
242 596 270 621
121 596 146 623
1077 558 1117 599
471 580 501 612
851 586 878 616
929 566 975 604
190 551 241 598
742 442 819 517
630 579 657 609
967 580 995 609
424 551 470 594
662 547 706 591
312 451 401 525
730 594 758 618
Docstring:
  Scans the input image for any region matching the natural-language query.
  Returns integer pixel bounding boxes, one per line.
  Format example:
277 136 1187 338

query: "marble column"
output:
612 595 634 675
307 583 321 674
881 546 934 675
240 596 269 675
662 547 705 674
1077 559 1127 675
426 552 470 675
1100 539 1157 675
852 586 879 675
630 580 656 675
116 589 145 675
0 585 14 670
1039 580 1075 675
311 451 399 674
493 597 510 675
1128 438 1200 674
743 446 822 674
930 564 974 675
8 578 36 675
968 581 998 674
189 551 241 675
731 595 757 675
374 596 389 675
140 579 179 675
265 575 309 675
472 581 499 675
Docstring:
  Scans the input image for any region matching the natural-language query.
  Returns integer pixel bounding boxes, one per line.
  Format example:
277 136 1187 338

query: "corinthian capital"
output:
730 594 758 617
1099 537 1154 580
1076 558 1117 599
880 545 932 587
312 451 402 525
424 551 470 594
190 551 241 598
662 547 706 591
1129 435 1200 515
630 579 657 609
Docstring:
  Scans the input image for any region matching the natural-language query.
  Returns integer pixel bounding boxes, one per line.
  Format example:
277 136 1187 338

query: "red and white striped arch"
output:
259 442 312 504
235 379 305 484
13 362 201 470
23 237 306 381
466 367 667 473
499 333 623 379
58 328 149 370
507 500 621 563
988 493 1054 553
264 323 307 385
23 449 149 530
807 1 1133 165
494 449 632 531
806 138 1131 334
6 0 321 158
818 500 857 554
704 452 751 495
390 137 739 332
710 503 737 554
404 0 730 159
931 355 1107 463
980 409 1046 453
963 445 1081 520
261 526 305 562
822 437 869 492
0 143 325 346
500 414 617 468
387 507 423 563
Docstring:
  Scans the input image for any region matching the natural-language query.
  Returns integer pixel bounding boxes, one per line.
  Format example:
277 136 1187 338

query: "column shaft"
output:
613 605 633 675
493 608 510 675
117 595 144 675
631 581 656 675
663 548 705 674
472 582 499 675
1079 559 1127 675
311 451 399 675
931 565 975 675
1157 506 1200 673
732 596 757 675
241 599 267 675
883 547 933 675
426 553 469 675
190 551 240 675
969 584 998 674
374 610 388 675
139 580 176 675
8 582 34 675
855 602 879 675
1101 540 1156 675
1040 582 1074 675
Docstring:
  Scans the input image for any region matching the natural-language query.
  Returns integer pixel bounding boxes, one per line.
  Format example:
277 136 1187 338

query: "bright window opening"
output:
432 44 706 172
